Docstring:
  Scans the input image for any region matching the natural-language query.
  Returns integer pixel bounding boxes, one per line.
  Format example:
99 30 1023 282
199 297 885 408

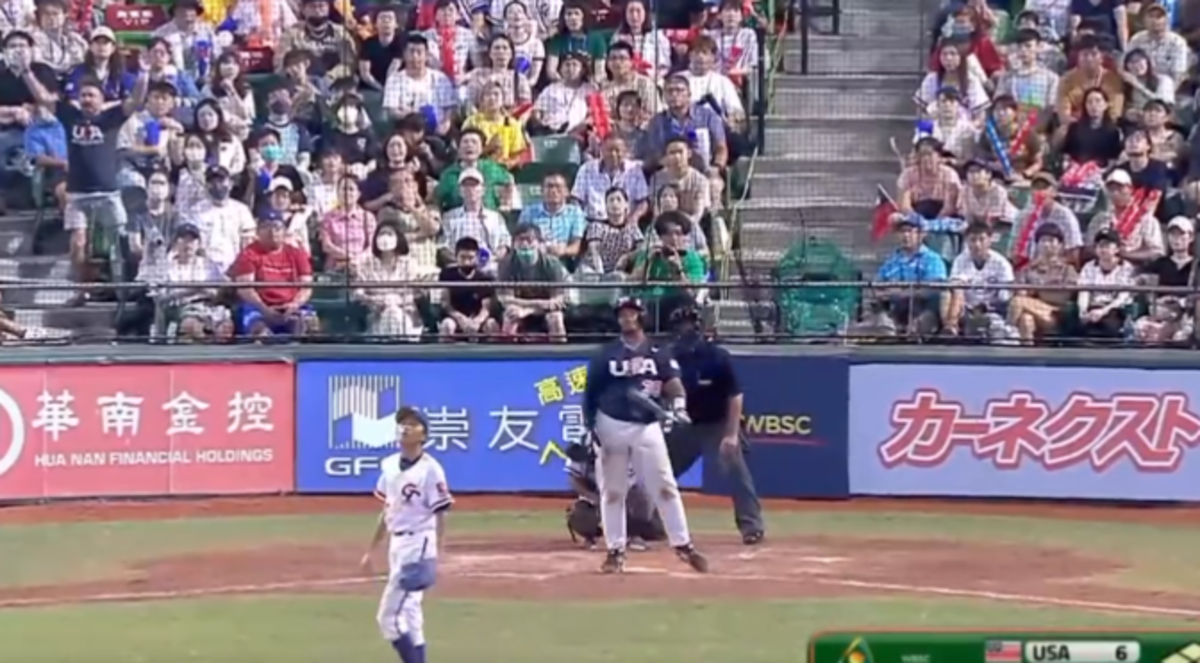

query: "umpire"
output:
665 305 765 544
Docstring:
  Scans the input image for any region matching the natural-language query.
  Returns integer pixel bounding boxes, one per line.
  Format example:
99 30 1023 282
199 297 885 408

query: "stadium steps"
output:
720 0 924 336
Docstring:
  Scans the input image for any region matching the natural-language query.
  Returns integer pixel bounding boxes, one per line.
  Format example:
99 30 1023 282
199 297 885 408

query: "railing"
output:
11 278 1200 347
794 0 842 75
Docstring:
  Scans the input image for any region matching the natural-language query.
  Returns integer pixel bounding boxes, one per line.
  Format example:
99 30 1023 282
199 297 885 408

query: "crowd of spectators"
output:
0 0 763 341
863 0 1200 346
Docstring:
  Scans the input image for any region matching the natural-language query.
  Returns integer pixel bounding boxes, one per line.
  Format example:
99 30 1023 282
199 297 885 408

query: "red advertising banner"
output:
0 363 295 500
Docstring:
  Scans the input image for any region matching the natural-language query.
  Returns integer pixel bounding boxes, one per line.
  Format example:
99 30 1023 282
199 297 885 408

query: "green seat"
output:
515 162 578 185
116 32 154 48
515 182 543 209
529 135 582 164
773 238 859 337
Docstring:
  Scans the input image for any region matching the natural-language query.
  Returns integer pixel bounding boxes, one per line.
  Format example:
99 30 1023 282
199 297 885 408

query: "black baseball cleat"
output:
600 549 626 574
742 531 765 546
674 544 709 573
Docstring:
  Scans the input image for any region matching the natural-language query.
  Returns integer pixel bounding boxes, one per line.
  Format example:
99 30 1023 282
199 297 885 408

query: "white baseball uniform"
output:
374 452 453 648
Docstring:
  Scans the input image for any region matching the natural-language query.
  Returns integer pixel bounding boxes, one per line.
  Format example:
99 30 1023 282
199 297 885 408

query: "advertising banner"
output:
849 364 1200 500
294 359 705 493
705 355 849 498
0 363 295 501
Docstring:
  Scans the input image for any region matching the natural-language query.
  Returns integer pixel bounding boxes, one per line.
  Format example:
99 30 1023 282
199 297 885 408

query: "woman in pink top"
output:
319 175 377 272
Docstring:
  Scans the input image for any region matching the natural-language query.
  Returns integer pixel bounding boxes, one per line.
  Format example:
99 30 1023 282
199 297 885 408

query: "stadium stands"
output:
0 0 767 341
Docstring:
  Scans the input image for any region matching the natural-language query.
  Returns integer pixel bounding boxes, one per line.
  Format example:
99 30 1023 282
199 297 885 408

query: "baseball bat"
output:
627 389 691 425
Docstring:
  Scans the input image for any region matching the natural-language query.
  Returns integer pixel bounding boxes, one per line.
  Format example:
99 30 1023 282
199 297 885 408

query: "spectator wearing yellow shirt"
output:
462 81 528 168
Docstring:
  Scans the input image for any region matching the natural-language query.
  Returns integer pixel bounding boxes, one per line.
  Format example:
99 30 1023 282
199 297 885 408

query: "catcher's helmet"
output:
615 296 645 313
669 303 703 328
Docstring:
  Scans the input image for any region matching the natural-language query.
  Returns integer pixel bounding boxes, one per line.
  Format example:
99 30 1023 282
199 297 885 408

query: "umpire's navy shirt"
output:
673 340 740 424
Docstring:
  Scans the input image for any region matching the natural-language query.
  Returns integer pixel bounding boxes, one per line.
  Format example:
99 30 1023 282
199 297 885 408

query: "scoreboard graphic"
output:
810 632 1200 663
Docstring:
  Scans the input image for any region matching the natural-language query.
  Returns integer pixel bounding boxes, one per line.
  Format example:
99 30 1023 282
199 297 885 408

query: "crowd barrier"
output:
1 348 1199 503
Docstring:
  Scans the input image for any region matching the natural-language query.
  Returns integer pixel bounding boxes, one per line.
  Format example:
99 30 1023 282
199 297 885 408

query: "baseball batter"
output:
361 407 453 663
582 296 708 574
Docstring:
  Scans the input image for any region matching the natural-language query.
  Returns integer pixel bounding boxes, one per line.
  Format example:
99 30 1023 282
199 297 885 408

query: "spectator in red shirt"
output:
229 208 319 338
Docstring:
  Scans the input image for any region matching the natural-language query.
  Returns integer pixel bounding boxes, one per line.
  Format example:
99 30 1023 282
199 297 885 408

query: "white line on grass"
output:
819 578 1200 619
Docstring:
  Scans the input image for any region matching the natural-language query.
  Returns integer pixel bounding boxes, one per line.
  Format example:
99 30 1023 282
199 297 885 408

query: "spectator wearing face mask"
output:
260 80 315 169
0 31 58 185
354 220 425 339
438 236 500 340
325 95 379 167
230 210 319 339
138 222 232 341
499 222 570 341
585 188 645 274
320 175 377 272
116 81 184 189
1078 228 1137 339
1090 168 1164 266
375 169 442 277
1009 223 1079 343
244 128 306 206
194 165 257 274
133 168 178 264
185 99 247 176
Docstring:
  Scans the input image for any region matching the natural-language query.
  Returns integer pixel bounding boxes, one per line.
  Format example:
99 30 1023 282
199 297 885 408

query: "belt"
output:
392 530 429 537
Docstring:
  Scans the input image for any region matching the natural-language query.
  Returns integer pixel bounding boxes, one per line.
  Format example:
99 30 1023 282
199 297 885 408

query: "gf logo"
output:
401 483 421 503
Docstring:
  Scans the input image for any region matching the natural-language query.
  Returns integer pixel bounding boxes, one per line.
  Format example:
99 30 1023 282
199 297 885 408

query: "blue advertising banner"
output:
849 364 1200 500
705 355 849 499
294 359 704 493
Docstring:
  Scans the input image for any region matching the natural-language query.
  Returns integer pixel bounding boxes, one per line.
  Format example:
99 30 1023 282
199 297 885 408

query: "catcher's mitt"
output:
565 498 603 543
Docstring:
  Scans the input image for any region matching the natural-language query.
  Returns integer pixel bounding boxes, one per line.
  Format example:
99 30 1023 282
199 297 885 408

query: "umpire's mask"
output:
671 305 704 351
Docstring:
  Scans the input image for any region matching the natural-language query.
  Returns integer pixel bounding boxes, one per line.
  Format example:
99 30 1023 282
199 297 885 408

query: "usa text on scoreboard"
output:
1024 641 1140 663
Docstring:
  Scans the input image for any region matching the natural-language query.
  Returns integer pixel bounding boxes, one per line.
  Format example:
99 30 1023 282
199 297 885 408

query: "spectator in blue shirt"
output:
874 214 949 335
517 172 587 267
23 102 67 208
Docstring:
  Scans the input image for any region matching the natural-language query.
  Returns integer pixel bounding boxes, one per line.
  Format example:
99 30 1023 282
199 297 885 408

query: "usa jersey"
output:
584 338 680 425
375 453 454 534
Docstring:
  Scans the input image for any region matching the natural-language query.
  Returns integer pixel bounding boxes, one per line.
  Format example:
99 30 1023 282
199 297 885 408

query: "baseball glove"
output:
565 498 603 543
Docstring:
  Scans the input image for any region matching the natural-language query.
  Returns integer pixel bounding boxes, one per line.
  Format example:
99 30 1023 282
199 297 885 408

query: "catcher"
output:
564 443 666 551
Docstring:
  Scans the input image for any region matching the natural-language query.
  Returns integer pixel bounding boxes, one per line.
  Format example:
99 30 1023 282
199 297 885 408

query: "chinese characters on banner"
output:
0 363 295 500
849 364 1200 501
295 359 702 493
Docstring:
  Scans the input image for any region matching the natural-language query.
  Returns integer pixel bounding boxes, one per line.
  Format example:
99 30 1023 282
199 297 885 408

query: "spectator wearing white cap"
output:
1089 168 1164 266
1135 216 1196 343
266 177 314 254
64 28 137 106
441 167 511 269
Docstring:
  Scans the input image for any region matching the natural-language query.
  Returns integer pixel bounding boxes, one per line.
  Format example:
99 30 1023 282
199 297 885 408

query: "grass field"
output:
0 498 1195 663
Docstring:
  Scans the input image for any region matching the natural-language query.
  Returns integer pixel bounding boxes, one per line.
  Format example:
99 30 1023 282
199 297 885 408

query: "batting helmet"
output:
615 296 645 314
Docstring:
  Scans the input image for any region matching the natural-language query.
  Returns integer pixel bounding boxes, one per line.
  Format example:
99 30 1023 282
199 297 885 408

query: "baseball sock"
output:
390 635 417 663
413 644 427 663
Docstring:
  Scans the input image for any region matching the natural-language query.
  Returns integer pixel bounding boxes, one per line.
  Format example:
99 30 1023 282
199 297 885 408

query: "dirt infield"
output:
1 493 1199 525
1 495 1199 617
